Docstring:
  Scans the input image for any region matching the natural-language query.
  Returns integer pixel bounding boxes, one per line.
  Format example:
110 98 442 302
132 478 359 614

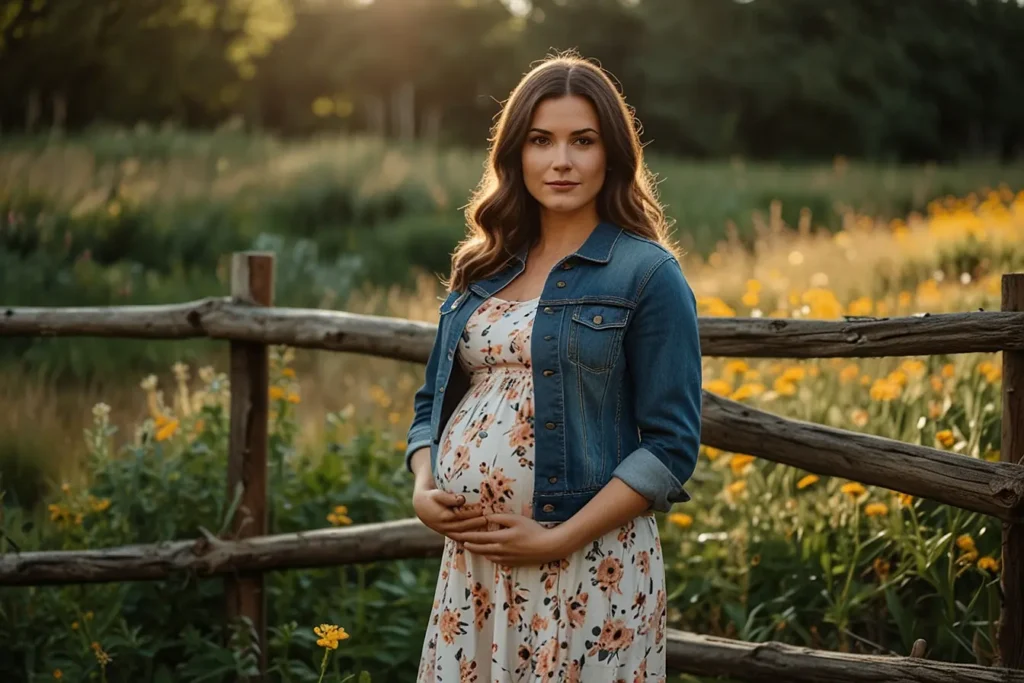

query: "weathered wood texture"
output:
1001 274 1024 669
3 299 1024 359
664 629 1024 682
701 392 1024 523
0 519 445 585
225 253 273 680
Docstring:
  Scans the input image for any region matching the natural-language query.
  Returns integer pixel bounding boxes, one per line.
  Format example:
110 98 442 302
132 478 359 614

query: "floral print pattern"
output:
416 296 667 682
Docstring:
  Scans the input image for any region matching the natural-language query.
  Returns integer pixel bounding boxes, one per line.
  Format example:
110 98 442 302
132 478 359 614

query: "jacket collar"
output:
471 221 622 298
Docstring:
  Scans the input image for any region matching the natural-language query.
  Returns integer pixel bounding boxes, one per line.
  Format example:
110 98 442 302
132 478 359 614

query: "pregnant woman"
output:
404 51 702 682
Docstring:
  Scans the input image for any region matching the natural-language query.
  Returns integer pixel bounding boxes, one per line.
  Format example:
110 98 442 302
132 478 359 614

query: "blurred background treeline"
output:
3 0 1024 160
3 2 1024 680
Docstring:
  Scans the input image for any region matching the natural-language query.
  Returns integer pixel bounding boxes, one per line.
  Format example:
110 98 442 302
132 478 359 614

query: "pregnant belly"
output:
437 421 535 520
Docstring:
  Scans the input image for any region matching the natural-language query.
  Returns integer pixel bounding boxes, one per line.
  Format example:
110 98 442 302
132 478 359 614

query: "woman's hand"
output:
412 489 489 540
453 513 568 567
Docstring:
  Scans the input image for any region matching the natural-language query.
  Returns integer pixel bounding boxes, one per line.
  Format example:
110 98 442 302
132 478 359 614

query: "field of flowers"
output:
1 163 1023 680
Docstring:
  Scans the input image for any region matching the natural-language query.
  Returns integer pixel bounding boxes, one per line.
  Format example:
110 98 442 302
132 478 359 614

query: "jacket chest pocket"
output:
568 304 630 373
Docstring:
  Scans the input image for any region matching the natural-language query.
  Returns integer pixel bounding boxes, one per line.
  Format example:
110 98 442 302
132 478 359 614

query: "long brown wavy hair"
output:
444 50 680 294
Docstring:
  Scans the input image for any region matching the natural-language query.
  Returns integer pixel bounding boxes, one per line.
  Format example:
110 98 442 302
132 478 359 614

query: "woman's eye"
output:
530 136 548 145
575 137 593 146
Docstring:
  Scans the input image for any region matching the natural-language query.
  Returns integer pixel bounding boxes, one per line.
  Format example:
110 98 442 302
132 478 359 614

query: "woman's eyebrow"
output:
528 127 599 136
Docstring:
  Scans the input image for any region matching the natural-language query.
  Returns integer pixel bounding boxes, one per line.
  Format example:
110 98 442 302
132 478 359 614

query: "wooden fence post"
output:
1001 273 1024 669
226 252 275 680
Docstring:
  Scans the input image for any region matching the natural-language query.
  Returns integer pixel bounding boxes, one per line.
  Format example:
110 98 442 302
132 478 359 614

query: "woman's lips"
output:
546 181 579 191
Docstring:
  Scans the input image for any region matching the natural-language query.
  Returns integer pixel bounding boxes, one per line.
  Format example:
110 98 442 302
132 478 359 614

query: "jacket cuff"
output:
404 426 433 473
611 447 691 512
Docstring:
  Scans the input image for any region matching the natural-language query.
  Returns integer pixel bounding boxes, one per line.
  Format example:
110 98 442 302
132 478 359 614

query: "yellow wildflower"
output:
898 291 912 308
741 291 759 307
269 386 286 401
956 534 976 552
729 454 756 476
667 512 693 528
703 379 732 397
887 369 908 387
847 296 873 316
327 505 352 526
286 391 301 404
978 361 1001 383
935 430 955 448
850 409 869 427
930 375 944 393
724 360 749 377
773 378 797 396
314 624 349 649
697 296 736 317
730 383 765 401
941 363 955 378
725 480 747 500
896 493 913 508
978 556 1001 572
703 446 721 461
53 670 62 680
781 366 806 382
864 502 889 517
282 368 296 378
797 474 819 490
869 378 901 401
900 359 926 377
839 364 860 383
155 419 180 442
840 482 867 499
71 622 79 631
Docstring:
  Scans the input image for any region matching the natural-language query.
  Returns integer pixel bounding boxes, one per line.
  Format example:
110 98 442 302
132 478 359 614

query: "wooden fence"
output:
2 251 1023 682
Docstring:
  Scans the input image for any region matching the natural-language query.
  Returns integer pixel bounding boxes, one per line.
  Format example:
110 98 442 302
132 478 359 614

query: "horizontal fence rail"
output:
665 631 1024 683
3 520 1022 683
4 297 1024 358
702 392 1024 523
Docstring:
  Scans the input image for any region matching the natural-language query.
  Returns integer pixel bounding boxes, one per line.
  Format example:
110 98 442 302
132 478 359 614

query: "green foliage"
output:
0 363 410 682
4 0 1024 161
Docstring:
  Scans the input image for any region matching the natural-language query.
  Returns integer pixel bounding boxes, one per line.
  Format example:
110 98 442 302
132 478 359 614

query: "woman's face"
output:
521 95 607 219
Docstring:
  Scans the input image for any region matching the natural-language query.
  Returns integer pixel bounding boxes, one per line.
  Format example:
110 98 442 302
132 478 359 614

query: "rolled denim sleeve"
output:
403 313 445 474
611 256 702 512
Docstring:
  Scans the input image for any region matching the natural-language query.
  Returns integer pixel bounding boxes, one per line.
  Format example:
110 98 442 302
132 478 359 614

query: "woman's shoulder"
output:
613 229 680 274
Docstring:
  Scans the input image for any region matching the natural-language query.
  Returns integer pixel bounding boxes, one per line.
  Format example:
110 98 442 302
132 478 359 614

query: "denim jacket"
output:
404 220 702 523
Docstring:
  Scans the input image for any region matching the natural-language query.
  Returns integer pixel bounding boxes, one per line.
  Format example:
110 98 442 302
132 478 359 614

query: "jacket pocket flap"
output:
572 304 630 330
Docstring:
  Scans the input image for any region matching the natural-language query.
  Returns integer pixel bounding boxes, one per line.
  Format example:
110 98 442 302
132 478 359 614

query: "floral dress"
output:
416 295 668 683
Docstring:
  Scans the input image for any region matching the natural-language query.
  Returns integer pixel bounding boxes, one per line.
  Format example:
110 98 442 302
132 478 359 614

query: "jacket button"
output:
548 476 558 484
545 422 556 430
544 306 554 314
542 369 554 377
544 335 553 341
542 504 555 512
556 281 566 288
592 315 603 324
439 385 446 393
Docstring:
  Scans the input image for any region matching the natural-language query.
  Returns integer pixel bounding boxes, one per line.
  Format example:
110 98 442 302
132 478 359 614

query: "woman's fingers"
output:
463 541 506 555
450 505 485 520
444 516 490 532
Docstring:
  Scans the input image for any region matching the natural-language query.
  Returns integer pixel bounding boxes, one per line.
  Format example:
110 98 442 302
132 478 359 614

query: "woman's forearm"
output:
550 477 653 554
410 447 436 492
